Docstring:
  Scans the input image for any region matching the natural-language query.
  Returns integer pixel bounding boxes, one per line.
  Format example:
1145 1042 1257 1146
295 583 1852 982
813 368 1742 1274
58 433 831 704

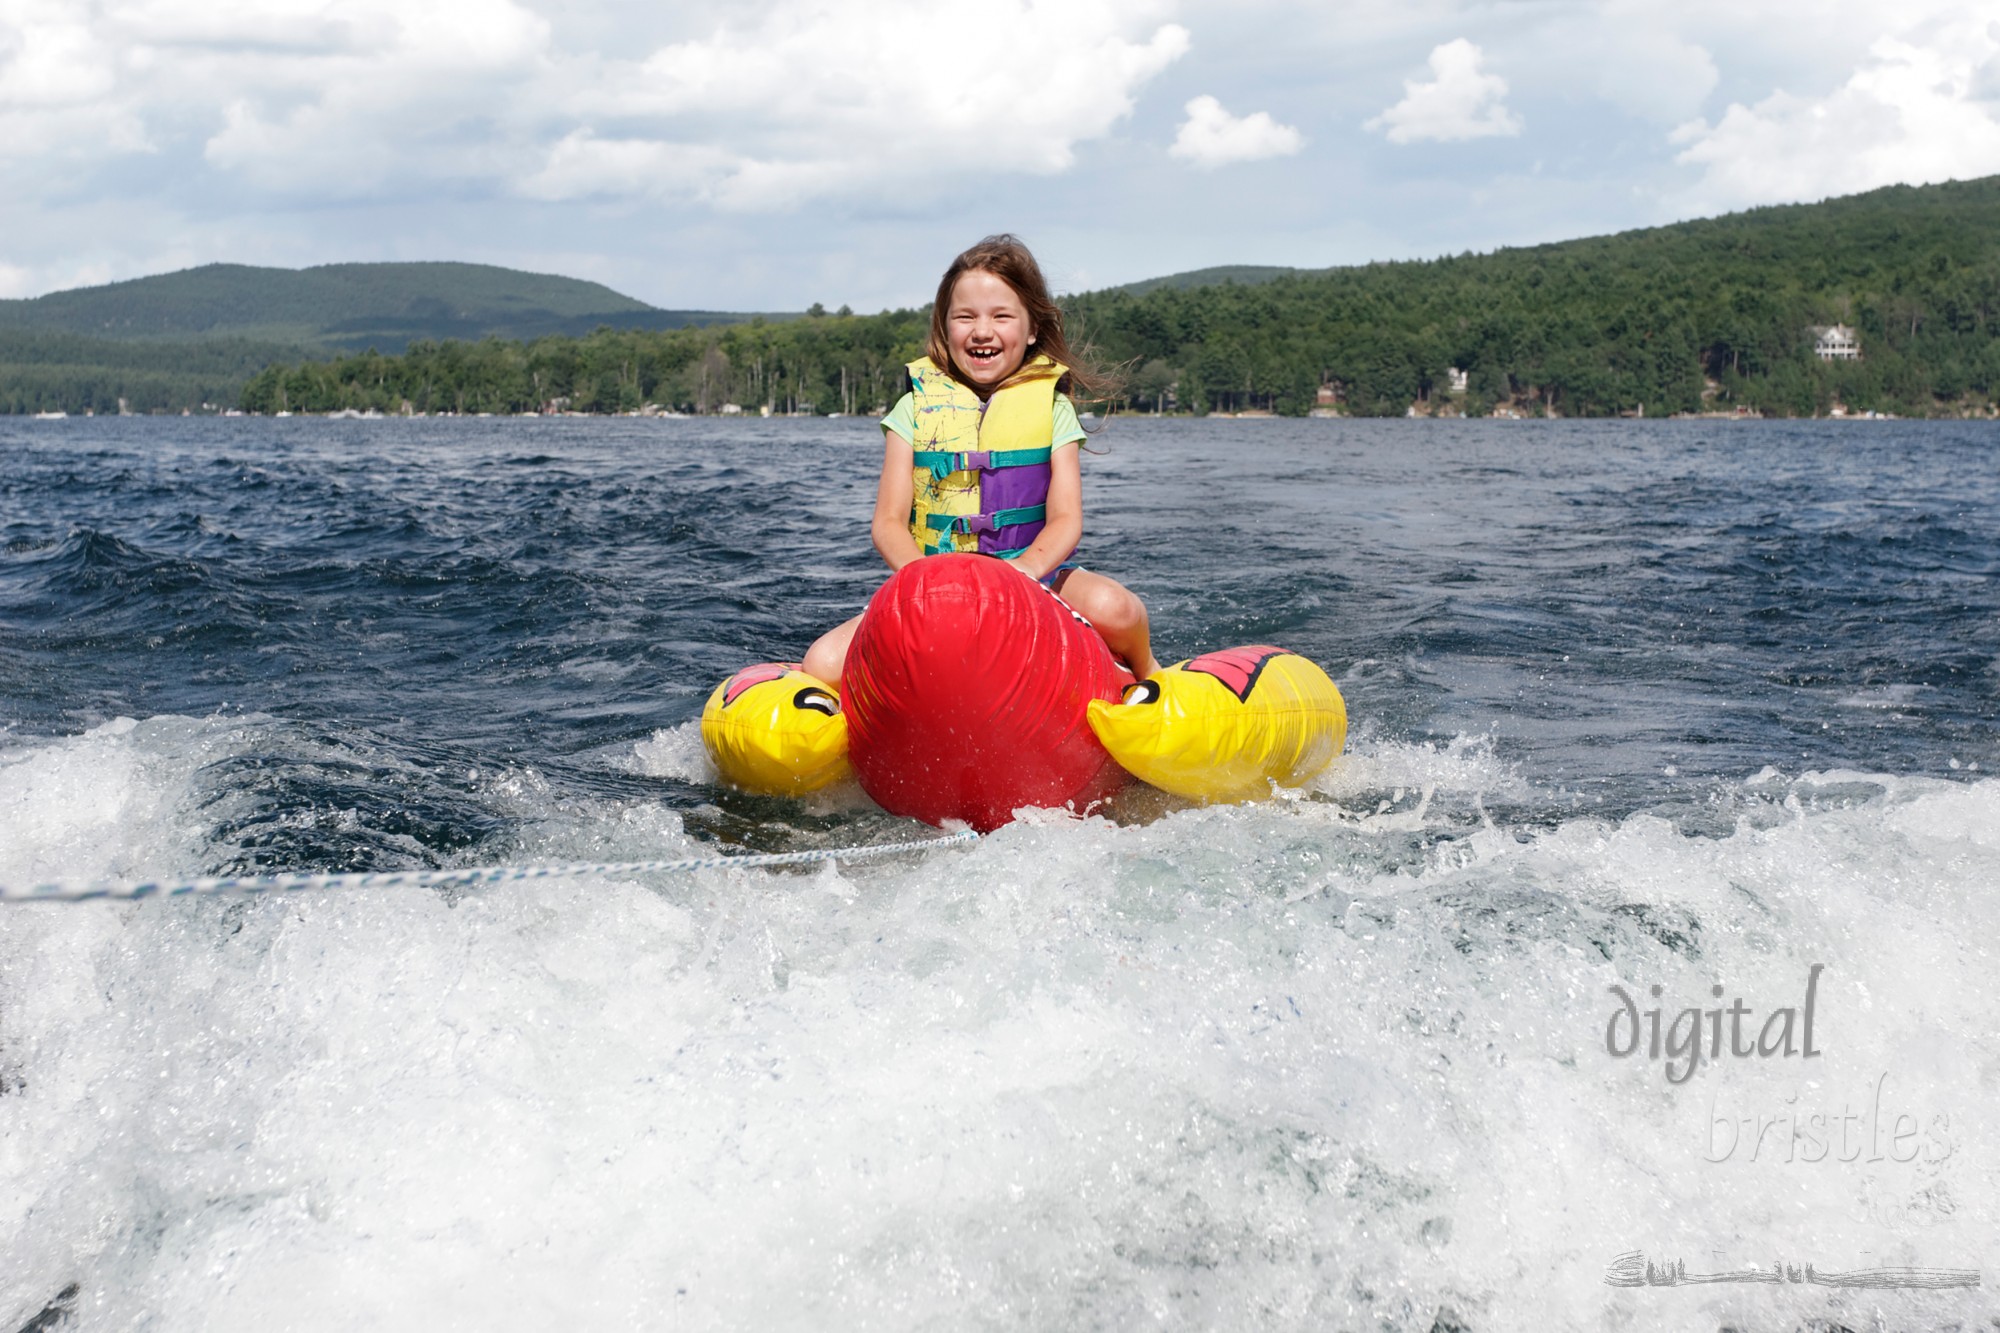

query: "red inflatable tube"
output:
842 554 1132 831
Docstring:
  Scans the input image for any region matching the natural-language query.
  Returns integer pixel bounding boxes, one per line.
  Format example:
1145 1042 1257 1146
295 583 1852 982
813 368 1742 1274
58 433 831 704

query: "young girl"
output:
801 234 1159 685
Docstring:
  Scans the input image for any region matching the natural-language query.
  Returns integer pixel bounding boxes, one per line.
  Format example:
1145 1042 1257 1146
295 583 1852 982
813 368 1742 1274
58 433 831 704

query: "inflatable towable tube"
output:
700 664 849 794
842 554 1131 831
1086 646 1347 803
699 554 1348 827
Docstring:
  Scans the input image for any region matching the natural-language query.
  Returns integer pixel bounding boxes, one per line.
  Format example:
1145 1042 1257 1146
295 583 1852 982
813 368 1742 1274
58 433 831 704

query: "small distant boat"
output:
31 411 67 420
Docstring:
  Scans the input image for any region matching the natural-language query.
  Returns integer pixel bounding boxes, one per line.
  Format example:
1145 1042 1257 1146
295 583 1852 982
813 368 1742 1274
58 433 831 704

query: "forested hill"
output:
14 176 2000 417
233 176 2000 420
0 261 751 349
0 261 773 413
1067 174 2000 417
1111 265 1301 297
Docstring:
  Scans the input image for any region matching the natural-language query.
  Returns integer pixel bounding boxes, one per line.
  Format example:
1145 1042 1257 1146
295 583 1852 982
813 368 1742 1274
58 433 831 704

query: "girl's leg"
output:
1056 570 1160 679
801 613 861 687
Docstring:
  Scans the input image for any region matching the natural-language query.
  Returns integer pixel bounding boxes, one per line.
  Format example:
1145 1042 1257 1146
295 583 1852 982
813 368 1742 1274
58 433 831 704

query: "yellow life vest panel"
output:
904 355 1066 558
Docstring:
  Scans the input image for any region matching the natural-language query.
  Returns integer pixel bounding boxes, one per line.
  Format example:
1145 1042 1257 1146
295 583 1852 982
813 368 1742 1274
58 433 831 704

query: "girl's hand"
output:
1002 443 1082 578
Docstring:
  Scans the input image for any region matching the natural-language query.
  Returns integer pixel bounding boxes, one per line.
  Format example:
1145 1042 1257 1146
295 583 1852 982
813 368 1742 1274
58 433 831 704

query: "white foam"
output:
1836 683 1928 709
2 726 1996 1330
0 715 235 886
1314 728 1527 806
629 721 715 783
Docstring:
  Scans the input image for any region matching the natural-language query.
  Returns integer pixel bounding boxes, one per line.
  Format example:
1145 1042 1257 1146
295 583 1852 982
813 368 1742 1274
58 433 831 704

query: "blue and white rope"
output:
0 829 978 903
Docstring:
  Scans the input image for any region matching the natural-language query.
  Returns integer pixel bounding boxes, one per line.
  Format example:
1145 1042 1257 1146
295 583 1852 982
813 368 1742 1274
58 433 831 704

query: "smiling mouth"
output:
965 346 1001 366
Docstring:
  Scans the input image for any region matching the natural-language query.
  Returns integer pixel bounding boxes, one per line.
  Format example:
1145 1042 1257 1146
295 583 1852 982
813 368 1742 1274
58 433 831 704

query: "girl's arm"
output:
871 429 922 571
1007 443 1081 580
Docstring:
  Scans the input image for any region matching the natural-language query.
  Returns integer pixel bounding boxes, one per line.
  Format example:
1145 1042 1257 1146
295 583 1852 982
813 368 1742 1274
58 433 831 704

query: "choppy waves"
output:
4 715 1995 1330
3 418 1996 1330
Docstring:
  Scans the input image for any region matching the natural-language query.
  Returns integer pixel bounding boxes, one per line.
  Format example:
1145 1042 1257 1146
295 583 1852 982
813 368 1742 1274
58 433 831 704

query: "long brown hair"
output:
924 234 1120 405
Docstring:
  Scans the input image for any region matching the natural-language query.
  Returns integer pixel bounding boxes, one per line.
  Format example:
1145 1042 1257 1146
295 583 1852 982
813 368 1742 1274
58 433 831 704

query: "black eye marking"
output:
793 687 840 716
1121 679 1162 705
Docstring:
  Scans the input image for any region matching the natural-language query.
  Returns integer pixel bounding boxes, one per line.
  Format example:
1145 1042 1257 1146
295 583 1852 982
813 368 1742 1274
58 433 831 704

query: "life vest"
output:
904 354 1067 559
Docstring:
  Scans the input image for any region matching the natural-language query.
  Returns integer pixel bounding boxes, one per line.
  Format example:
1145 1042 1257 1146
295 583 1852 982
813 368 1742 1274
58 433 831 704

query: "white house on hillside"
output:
1814 325 1861 360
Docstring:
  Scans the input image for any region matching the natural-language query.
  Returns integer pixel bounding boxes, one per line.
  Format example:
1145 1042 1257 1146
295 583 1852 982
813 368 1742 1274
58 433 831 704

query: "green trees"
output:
19 175 2000 419
1059 176 2000 419
235 312 934 416
0 333 303 415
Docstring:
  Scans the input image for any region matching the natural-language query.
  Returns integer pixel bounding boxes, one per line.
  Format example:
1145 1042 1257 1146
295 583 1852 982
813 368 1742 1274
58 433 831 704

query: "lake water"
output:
2 416 1995 1330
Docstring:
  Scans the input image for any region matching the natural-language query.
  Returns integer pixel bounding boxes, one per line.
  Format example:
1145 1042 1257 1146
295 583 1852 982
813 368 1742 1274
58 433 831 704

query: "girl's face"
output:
946 268 1035 392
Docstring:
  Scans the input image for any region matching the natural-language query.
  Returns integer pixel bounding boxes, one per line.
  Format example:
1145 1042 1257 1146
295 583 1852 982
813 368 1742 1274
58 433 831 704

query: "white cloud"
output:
1366 38 1521 144
0 4 115 107
517 130 737 204
1169 94 1302 168
194 0 554 190
7 0 2000 310
0 1 147 165
0 255 115 298
556 0 1191 207
1580 23 1718 123
1672 15 2000 209
108 1 399 55
0 0 556 189
0 0 1189 212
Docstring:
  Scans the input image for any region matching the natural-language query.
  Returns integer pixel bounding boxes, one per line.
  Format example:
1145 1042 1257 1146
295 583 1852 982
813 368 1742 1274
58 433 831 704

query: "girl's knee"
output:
1073 578 1146 635
802 618 857 686
801 639 840 685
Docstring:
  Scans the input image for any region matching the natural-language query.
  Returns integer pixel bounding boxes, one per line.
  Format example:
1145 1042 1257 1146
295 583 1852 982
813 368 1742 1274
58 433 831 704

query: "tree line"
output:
1064 178 2000 418
0 333 304 415
14 176 2000 419
240 178 2000 421
236 309 925 417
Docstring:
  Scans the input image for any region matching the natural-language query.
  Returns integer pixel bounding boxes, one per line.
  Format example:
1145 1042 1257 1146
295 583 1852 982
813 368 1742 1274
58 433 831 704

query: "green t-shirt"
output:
881 391 1086 450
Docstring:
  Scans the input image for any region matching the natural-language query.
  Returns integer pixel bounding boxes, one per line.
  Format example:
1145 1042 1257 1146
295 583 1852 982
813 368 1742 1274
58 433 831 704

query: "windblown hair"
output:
924 234 1120 406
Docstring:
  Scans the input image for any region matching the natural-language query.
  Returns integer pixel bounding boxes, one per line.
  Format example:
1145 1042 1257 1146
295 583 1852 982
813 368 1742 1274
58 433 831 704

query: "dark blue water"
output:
3 416 1996 1331
2 418 1993 849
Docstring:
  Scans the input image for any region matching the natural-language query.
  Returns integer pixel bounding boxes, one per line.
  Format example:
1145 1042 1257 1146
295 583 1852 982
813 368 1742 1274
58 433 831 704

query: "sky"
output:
4 0 2000 311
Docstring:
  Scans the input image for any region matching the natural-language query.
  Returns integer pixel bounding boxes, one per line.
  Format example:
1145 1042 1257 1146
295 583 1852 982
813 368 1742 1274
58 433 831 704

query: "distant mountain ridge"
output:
233 174 2000 421
1108 264 1305 297
12 176 2000 416
0 261 761 352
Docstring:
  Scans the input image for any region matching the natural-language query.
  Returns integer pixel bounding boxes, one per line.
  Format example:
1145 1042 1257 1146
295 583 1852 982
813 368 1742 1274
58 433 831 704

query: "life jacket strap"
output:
924 505 1046 538
912 446 1052 480
920 542 1034 558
